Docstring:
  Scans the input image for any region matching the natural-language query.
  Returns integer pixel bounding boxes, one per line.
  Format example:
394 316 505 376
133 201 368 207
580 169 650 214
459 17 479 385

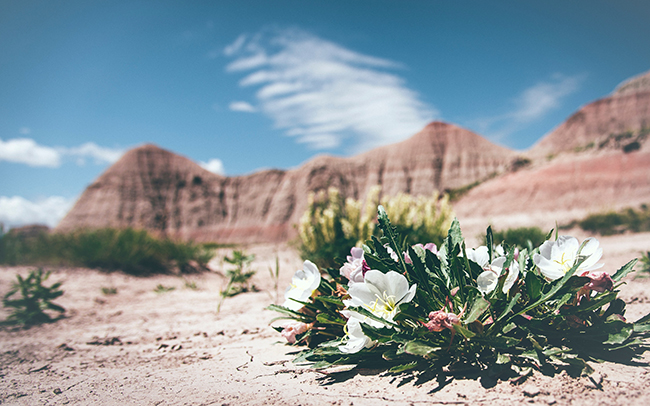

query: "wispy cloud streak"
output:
224 28 437 152
472 74 585 143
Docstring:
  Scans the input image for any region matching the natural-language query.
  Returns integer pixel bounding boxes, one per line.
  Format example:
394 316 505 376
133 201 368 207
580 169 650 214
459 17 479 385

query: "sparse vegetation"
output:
297 186 453 269
218 250 257 312
0 227 215 275
562 204 650 235
2 269 65 326
183 278 198 290
489 226 548 250
510 156 531 171
153 284 175 294
101 287 118 295
445 173 499 201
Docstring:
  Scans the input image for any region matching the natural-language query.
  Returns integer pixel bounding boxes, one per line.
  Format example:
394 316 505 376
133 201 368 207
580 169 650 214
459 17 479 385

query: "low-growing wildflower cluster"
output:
269 206 650 379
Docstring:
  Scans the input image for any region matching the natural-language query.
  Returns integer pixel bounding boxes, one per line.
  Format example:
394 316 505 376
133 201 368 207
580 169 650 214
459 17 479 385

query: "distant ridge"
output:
58 69 650 243
57 122 515 243
529 69 650 158
454 69 650 237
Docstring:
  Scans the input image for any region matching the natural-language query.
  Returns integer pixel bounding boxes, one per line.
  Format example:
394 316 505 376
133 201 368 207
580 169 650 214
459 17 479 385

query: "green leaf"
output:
266 304 313 322
402 340 440 359
496 293 521 324
316 313 346 326
464 295 490 324
359 323 394 343
452 323 476 339
612 259 638 282
389 361 418 373
382 348 400 361
602 321 633 345
347 306 398 328
525 271 543 301
486 225 494 263
314 296 344 307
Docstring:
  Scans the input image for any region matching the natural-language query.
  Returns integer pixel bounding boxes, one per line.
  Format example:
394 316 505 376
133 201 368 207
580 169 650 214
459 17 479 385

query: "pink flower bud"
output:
280 322 310 344
424 310 460 332
581 271 614 293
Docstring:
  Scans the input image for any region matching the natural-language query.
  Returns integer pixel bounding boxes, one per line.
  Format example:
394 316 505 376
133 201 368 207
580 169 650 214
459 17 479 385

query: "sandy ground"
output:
1 233 650 406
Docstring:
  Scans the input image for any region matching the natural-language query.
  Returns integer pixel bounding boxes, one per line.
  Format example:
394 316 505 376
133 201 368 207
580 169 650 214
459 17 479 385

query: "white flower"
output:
339 317 375 353
384 244 400 262
283 260 321 311
533 236 603 281
345 270 417 324
466 246 490 268
477 257 520 295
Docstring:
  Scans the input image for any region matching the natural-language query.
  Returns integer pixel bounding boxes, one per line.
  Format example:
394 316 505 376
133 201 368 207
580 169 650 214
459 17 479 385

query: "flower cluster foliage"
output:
270 206 650 378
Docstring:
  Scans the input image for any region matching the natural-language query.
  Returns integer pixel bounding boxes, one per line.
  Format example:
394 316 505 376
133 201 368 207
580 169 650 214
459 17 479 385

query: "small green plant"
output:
101 287 118 295
217 250 256 312
154 284 175 294
183 278 198 290
2 269 65 326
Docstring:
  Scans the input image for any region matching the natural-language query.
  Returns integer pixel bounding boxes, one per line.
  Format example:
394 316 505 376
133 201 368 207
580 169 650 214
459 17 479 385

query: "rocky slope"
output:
454 70 650 237
528 70 650 159
57 122 516 243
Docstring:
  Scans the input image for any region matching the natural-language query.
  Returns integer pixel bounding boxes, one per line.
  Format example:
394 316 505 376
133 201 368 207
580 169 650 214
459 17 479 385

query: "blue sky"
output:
1 0 649 228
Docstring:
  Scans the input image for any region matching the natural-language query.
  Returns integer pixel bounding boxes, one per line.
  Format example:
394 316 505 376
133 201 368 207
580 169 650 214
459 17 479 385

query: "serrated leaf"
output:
389 361 418 373
316 313 346 326
314 296 345 307
612 259 638 282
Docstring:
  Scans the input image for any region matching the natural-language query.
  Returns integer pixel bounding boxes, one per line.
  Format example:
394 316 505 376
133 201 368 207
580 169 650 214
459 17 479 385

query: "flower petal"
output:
477 270 498 295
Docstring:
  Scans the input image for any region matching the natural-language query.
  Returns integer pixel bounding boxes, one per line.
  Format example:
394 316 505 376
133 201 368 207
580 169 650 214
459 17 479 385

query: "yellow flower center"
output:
553 252 575 273
366 292 398 319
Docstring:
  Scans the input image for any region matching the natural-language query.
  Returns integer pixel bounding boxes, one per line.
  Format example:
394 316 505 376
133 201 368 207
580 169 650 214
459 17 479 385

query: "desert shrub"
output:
570 205 650 235
2 268 65 326
0 227 215 275
490 226 548 250
298 186 453 268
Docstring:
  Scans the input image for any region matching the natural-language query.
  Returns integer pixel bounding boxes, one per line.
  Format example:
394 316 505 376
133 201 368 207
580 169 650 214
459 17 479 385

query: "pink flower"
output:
280 322 310 344
581 271 614 293
404 243 438 264
424 310 460 332
340 247 368 284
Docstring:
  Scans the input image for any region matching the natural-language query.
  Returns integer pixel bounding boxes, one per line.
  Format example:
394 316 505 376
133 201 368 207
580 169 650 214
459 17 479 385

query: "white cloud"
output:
0 137 124 167
0 195 75 229
229 101 258 113
199 158 225 175
224 28 437 152
0 138 61 167
64 142 124 165
473 74 585 142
